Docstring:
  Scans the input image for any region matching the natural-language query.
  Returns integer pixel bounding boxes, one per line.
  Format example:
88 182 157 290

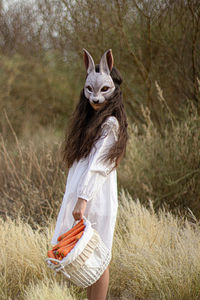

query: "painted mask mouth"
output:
92 101 106 106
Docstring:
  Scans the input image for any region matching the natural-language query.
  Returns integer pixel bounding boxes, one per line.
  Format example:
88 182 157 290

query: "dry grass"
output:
0 214 85 300
1 190 200 299
0 214 53 299
23 278 74 300
110 189 200 300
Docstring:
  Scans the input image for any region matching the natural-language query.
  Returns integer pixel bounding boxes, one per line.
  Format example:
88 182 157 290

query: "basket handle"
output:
45 257 62 271
46 257 60 265
45 257 71 279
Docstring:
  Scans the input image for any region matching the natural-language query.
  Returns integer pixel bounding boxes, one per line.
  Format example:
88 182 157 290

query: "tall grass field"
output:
1 190 200 299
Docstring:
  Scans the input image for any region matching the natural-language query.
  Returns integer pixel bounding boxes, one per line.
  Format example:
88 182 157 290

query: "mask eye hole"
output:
101 86 109 92
86 86 92 92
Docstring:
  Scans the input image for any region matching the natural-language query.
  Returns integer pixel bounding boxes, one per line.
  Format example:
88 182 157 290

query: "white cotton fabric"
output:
51 116 119 251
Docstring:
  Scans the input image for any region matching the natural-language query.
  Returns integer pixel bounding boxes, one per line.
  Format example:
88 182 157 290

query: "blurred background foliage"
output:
0 0 199 134
0 0 200 223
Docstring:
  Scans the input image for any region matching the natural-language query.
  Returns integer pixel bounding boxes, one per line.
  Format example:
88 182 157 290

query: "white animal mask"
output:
83 49 115 105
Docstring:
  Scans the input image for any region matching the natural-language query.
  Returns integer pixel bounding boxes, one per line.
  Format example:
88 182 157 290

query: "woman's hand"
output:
72 197 87 220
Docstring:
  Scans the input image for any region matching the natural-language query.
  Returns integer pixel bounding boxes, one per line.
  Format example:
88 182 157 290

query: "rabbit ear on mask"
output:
99 49 114 75
83 48 95 74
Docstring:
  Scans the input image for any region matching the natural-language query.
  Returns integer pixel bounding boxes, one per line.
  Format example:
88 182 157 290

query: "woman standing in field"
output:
51 49 128 300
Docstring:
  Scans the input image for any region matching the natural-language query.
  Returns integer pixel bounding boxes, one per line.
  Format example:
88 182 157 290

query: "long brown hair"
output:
61 65 128 171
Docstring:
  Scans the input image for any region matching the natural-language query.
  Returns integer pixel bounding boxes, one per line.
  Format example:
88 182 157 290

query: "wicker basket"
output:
46 217 111 288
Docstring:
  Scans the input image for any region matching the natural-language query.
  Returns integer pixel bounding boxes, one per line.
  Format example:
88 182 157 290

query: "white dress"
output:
51 116 119 252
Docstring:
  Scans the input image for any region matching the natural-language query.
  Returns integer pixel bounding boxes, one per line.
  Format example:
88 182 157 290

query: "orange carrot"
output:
57 219 84 241
72 231 84 244
53 228 85 251
47 250 58 265
55 253 60 260
53 235 77 251
47 250 55 258
61 224 85 242
61 243 76 257
56 239 77 255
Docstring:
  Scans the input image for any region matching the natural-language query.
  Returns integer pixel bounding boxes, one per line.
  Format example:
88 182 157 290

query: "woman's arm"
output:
72 117 119 220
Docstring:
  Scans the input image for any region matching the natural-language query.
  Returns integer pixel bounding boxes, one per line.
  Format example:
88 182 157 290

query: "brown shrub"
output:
0 122 66 227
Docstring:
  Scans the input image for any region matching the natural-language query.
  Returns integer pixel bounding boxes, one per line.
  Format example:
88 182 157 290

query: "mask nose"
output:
93 99 99 104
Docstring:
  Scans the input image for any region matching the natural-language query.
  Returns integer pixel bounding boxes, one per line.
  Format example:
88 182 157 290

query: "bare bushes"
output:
0 54 76 139
118 103 200 217
0 124 66 227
